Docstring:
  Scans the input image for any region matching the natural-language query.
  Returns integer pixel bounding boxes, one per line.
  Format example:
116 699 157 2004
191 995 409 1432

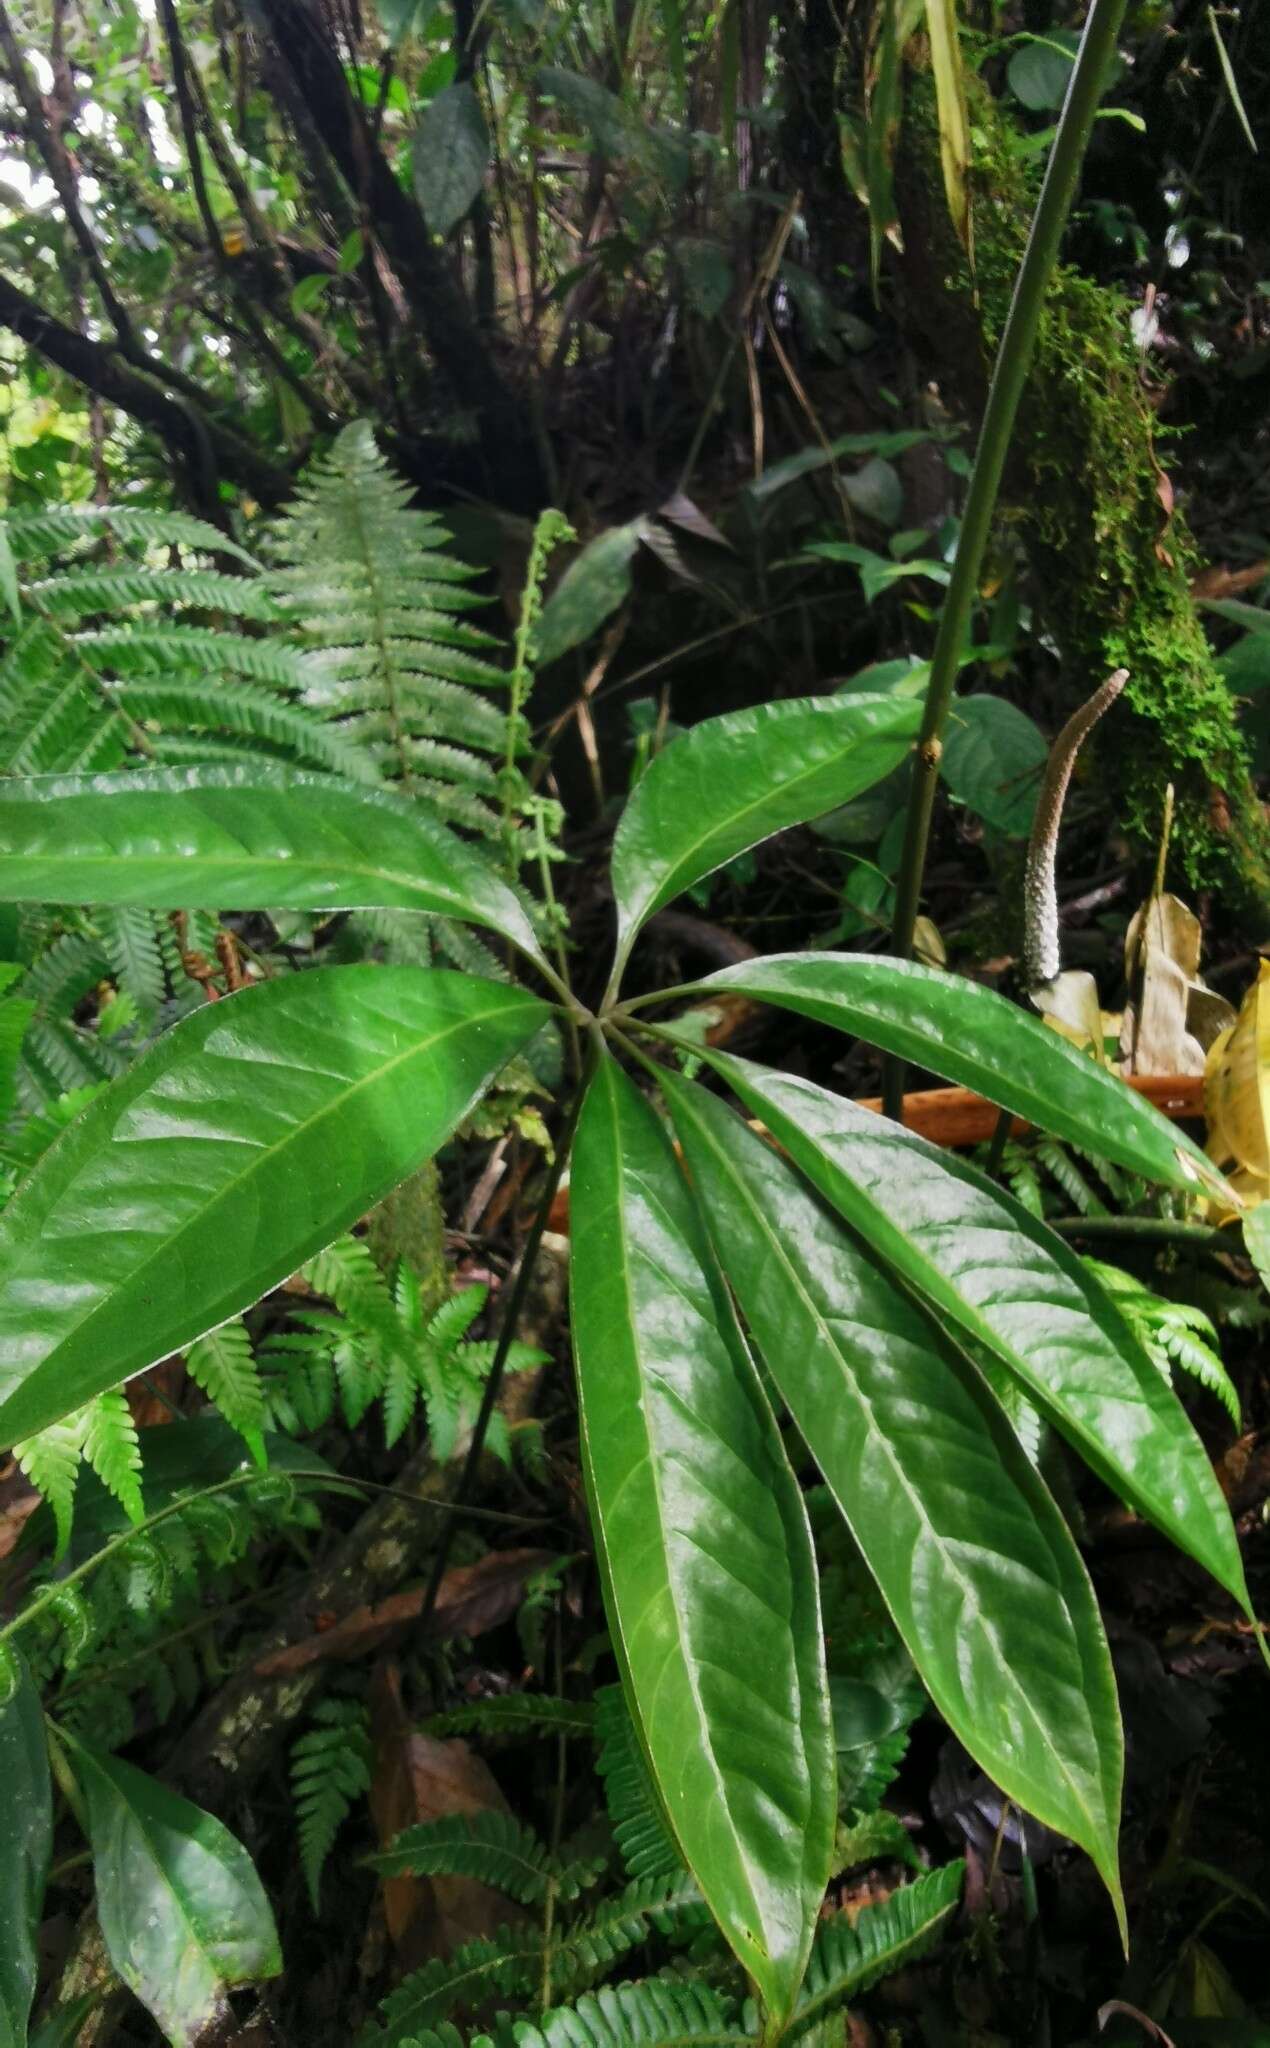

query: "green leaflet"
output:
705 1054 1248 1610
0 1652 51 2048
66 1738 281 2047
0 967 548 1447
0 766 547 970
606 695 920 992
569 1058 834 2025
662 952 1228 1199
662 1073 1126 1935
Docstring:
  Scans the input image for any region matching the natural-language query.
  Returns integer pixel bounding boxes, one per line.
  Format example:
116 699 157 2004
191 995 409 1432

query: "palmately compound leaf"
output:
663 952 1228 1200
607 694 919 991
663 1072 1126 1937
704 1054 1249 1612
66 1738 281 2048
0 967 549 1447
569 1057 835 2025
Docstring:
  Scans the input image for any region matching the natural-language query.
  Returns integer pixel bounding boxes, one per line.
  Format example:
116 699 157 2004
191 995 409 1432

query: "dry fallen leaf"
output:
1122 894 1234 1078
369 1661 517 1964
254 1548 557 1676
1205 960 1270 1212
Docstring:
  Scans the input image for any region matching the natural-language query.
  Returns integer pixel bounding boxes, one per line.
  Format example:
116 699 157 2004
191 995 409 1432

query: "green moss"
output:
899 78 1270 917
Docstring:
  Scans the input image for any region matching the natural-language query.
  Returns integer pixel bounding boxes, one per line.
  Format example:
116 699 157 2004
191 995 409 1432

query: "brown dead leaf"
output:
0 1458 40 1562
1190 558 1270 601
254 1549 556 1677
369 1661 518 1964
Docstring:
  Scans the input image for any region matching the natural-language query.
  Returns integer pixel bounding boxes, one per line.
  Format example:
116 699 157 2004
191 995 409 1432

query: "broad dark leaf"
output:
707 1054 1249 1609
0 766 546 968
0 967 548 1446
413 82 489 235
667 953 1228 1199
569 1058 834 2023
0 1652 51 2048
663 1073 1125 1932
68 1740 281 2047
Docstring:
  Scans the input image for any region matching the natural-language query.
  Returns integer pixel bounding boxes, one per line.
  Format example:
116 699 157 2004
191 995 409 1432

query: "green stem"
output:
1050 1215 1236 1252
883 0 1129 1116
415 1036 597 1631
0 1468 285 1649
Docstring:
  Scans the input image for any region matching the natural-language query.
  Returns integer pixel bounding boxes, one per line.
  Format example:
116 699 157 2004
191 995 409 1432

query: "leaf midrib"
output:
675 1093 1111 1859
0 990 539 1435
589 1076 772 1971
614 706 913 946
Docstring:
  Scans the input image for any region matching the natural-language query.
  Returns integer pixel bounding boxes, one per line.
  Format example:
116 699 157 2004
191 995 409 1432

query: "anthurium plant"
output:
0 690 1254 2035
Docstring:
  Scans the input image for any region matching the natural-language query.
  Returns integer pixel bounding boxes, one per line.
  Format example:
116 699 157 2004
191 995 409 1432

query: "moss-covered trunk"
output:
896 74 1269 924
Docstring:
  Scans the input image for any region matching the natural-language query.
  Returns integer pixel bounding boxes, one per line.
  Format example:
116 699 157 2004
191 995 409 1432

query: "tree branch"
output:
0 269 291 512
246 0 545 503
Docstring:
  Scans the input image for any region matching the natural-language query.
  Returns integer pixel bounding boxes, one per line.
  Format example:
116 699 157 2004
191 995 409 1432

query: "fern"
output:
185 1319 268 1457
497 1976 749 2048
265 421 533 894
833 1809 921 1874
365 1874 711 2047
291 1696 374 1910
595 1685 685 1884
424 1695 596 1742
16 1391 144 1560
1087 1260 1241 1426
370 1811 606 1905
787 1864 964 2038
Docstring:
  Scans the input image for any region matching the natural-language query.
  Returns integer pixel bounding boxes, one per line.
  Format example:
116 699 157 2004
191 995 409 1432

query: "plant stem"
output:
883 0 1130 1117
415 1037 596 1632
1051 1215 1237 1252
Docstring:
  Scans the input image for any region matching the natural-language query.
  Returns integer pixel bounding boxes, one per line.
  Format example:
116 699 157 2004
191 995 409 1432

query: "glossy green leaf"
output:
413 81 490 235
941 695 1048 837
0 765 547 969
66 1738 281 2047
569 1058 834 2023
608 696 920 989
535 523 642 667
0 967 548 1447
706 1054 1249 1608
662 1073 1125 1929
0 1651 51 2048
666 953 1228 1200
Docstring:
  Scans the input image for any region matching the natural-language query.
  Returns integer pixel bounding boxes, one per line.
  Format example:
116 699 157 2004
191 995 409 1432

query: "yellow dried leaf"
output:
1205 960 1270 1182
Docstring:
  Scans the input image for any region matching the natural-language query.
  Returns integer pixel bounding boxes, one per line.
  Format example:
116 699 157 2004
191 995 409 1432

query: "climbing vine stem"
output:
884 0 1131 1117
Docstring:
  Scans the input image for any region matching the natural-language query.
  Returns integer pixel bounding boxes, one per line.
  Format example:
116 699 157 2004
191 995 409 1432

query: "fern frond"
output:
1086 1260 1240 1426
788 1864 964 2037
1034 1137 1107 1217
422 1695 596 1740
511 1976 749 2048
75 624 309 690
16 1413 85 1561
25 567 282 620
833 1809 921 1874
80 1391 144 1526
291 1696 373 1909
367 1933 545 2044
106 678 376 780
595 1686 685 1884
370 1811 604 1905
4 505 260 567
551 1875 712 1998
95 906 167 1015
185 1319 268 1453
